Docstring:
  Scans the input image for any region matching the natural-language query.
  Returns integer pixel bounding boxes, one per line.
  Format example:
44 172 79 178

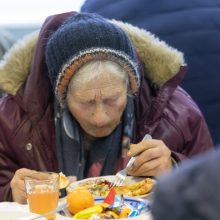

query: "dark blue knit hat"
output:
45 12 140 106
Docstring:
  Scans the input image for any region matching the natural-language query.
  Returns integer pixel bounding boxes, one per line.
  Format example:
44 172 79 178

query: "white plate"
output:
66 175 155 199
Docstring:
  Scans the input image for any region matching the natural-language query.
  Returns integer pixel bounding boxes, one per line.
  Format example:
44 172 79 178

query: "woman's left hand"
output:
127 139 173 177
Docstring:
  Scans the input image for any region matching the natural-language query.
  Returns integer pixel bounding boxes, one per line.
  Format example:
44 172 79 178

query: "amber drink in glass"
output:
25 172 59 219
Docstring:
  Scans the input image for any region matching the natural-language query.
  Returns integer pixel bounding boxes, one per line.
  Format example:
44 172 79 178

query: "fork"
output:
111 134 152 187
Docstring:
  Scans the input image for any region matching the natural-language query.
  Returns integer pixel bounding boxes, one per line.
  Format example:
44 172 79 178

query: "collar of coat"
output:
0 18 184 95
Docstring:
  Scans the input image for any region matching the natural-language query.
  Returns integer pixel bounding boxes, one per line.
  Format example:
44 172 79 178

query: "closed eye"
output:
104 97 118 105
79 100 95 107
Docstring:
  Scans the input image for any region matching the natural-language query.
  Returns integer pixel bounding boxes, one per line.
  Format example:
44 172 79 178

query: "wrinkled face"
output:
67 73 127 138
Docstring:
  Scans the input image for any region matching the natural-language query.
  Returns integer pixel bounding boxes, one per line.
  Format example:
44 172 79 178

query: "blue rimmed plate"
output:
59 196 152 220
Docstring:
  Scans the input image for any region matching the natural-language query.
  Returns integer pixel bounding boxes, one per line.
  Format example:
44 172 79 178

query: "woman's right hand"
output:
10 169 76 204
10 168 49 204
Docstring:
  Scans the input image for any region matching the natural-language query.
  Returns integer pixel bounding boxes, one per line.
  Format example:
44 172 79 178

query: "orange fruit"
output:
66 189 95 214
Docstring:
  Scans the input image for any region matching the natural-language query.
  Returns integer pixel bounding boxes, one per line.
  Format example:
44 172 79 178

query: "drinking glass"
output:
24 172 59 220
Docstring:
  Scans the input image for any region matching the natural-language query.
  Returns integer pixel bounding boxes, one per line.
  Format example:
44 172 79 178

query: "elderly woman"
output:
0 12 213 203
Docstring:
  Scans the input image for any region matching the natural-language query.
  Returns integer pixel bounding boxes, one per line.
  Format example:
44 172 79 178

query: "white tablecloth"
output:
0 202 32 220
0 201 29 212
0 201 68 220
0 201 152 220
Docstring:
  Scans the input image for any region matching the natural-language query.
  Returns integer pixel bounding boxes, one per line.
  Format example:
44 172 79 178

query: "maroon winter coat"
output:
0 12 213 201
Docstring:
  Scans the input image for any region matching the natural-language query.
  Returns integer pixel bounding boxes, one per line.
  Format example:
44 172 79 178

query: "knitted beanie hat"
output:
45 12 140 106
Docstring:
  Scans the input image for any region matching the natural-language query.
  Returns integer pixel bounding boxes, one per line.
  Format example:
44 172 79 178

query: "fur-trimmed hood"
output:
0 15 185 95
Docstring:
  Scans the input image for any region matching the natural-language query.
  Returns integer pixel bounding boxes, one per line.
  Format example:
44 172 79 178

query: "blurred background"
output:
0 0 85 41
0 0 220 145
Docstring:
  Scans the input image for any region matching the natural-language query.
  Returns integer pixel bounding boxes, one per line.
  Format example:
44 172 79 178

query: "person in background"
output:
81 0 220 145
0 12 213 204
151 145 220 220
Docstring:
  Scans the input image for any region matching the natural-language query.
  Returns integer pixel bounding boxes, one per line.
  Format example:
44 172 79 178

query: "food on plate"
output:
114 178 155 196
72 177 155 197
59 172 69 189
119 206 133 218
67 189 95 214
69 189 149 219
73 203 107 219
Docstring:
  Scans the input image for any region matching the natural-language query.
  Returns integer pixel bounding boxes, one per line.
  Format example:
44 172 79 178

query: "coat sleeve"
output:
0 125 17 201
0 12 76 202
171 113 214 162
166 87 214 162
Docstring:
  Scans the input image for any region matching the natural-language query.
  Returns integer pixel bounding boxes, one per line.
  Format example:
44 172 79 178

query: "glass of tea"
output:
24 172 59 219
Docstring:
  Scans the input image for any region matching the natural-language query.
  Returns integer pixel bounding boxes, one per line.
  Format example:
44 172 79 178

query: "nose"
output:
91 104 109 127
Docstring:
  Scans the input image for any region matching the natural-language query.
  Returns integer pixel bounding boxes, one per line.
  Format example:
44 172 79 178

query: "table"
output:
0 201 153 220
